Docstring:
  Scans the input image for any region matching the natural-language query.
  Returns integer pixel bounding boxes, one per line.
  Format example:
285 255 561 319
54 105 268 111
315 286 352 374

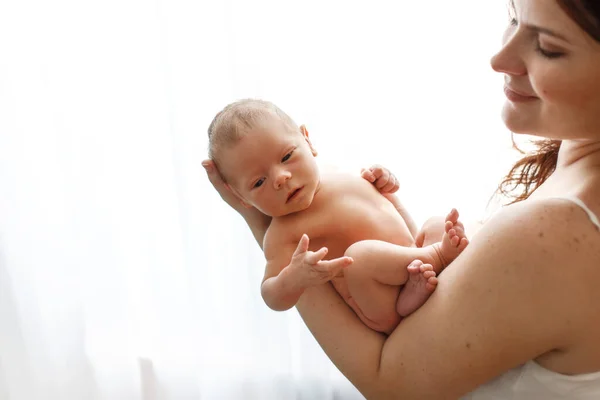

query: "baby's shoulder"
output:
263 220 295 259
320 169 372 193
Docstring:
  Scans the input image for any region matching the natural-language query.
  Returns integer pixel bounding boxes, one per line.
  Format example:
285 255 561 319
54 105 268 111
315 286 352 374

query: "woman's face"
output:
490 0 600 140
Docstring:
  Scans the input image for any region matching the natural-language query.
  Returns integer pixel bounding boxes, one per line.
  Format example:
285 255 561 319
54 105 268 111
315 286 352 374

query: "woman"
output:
203 0 600 398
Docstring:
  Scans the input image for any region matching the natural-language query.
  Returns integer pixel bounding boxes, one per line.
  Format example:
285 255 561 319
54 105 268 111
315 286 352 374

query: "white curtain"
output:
0 1 517 399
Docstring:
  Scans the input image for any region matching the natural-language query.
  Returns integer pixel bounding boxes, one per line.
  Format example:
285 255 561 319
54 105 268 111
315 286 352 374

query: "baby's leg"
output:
343 210 469 333
343 241 438 334
416 210 467 248
415 216 446 247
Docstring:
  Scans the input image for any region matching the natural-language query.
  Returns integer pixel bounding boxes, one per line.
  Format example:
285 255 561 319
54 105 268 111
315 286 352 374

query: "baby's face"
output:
219 121 320 217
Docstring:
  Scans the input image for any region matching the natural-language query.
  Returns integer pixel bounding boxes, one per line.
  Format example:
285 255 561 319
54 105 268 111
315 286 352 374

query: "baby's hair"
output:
207 99 299 163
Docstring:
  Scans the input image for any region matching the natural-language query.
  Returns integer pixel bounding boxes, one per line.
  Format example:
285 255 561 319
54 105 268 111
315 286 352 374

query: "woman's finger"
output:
202 159 239 205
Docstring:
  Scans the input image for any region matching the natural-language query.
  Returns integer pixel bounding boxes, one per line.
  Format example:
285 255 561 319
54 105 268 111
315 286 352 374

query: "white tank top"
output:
462 196 600 400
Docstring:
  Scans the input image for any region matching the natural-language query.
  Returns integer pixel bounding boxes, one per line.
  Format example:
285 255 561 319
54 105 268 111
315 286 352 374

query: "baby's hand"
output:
288 234 353 289
361 164 399 193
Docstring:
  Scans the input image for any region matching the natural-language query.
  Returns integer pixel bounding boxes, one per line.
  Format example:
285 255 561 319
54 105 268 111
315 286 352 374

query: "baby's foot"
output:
396 260 438 317
438 208 469 266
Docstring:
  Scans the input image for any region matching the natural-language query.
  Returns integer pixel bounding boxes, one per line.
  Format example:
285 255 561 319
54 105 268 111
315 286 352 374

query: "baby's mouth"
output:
286 187 303 203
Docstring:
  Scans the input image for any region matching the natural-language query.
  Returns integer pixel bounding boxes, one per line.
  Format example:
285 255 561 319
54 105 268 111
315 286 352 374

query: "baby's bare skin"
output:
209 107 468 334
266 169 413 286
265 169 467 333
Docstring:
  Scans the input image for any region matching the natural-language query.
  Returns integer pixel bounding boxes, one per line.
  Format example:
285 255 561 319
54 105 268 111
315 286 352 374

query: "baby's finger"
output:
361 168 376 183
316 256 353 273
293 234 310 257
391 174 400 192
375 169 391 189
370 164 384 180
382 174 397 192
305 247 328 264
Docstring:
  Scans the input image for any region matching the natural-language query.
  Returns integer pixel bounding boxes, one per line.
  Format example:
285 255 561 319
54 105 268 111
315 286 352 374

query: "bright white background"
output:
0 1 519 399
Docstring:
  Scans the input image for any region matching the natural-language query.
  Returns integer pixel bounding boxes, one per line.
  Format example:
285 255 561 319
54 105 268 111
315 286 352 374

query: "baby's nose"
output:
274 170 291 189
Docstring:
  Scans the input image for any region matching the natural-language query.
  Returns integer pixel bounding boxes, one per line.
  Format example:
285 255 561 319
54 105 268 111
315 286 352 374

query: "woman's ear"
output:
300 124 318 156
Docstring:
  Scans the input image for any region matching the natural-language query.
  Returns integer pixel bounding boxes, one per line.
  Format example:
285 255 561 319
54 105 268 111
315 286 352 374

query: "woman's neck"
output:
530 138 600 200
557 139 600 171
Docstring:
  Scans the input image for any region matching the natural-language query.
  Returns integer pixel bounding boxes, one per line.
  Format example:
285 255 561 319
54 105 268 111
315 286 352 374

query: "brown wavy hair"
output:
498 0 600 204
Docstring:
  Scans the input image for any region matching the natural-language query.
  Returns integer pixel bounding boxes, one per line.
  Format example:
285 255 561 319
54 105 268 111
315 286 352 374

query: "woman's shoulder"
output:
366 198 599 398
473 196 600 274
491 197 599 237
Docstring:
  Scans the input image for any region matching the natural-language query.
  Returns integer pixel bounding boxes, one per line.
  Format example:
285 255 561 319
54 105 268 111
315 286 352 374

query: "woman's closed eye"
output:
507 17 564 59
536 40 564 59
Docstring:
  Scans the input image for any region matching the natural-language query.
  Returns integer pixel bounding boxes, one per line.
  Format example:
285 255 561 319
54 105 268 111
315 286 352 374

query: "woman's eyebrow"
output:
526 23 570 42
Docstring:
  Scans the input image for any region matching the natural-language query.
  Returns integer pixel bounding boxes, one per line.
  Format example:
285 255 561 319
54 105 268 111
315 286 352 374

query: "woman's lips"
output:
504 86 538 102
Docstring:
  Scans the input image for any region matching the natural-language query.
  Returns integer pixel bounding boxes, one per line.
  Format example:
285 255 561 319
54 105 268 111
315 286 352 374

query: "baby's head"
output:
208 99 320 217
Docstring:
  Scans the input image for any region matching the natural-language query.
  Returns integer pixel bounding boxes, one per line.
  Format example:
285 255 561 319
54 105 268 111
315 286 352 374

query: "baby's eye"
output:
282 151 293 162
253 178 265 188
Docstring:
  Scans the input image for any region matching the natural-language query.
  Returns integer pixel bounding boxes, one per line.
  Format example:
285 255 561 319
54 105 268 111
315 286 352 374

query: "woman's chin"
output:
501 107 538 137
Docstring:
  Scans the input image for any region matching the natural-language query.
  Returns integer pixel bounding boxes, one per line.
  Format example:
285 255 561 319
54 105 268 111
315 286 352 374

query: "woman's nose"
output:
490 26 527 76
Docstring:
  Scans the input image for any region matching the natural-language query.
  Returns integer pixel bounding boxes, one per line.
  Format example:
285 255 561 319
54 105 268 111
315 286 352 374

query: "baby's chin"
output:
265 198 315 218
269 206 309 218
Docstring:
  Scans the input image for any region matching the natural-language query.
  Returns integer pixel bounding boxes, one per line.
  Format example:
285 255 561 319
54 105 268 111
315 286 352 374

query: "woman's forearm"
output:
242 211 271 250
202 160 272 249
295 283 389 398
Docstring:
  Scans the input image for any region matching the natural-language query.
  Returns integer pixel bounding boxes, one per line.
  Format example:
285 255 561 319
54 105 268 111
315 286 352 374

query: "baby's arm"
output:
361 164 419 238
261 234 353 311
382 193 419 239
261 240 306 311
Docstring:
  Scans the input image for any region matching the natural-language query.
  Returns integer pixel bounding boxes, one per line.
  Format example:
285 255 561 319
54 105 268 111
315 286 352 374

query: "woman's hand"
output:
202 160 245 213
202 159 272 248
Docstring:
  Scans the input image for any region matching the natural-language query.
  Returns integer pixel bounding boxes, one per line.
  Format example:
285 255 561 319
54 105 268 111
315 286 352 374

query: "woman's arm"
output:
244 211 271 250
204 163 590 398
296 199 591 398
203 160 270 249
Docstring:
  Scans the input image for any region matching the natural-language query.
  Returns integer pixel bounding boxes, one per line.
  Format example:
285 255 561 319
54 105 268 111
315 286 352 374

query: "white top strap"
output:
556 196 600 230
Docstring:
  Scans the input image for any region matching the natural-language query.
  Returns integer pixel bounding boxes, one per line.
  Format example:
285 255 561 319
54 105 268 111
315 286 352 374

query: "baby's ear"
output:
300 124 318 156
